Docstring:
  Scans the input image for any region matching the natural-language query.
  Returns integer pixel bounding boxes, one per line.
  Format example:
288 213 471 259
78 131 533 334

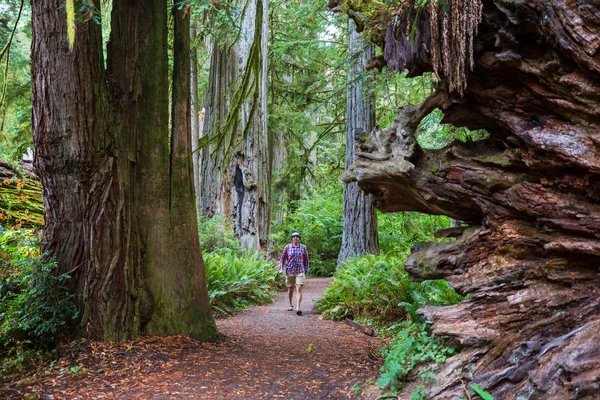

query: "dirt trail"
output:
4 278 383 399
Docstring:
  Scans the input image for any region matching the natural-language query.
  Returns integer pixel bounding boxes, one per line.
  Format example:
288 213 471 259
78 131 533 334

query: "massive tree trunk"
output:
31 0 217 341
200 0 270 250
338 1 600 398
337 20 379 265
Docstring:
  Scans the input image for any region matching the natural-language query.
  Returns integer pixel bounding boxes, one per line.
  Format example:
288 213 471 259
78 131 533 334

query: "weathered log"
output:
0 160 44 228
339 1 600 399
433 226 467 238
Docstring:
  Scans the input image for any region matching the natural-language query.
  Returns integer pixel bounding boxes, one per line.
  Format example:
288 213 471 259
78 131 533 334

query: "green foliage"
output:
411 386 427 400
187 0 242 43
271 173 343 277
317 254 462 323
417 109 489 150
198 216 281 317
0 0 32 161
378 323 455 395
376 70 435 128
376 70 489 149
0 229 77 374
269 0 347 202
203 248 281 317
378 211 452 256
198 215 243 254
470 384 496 400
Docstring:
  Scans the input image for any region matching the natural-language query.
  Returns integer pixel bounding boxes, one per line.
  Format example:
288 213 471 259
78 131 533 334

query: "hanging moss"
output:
334 0 482 94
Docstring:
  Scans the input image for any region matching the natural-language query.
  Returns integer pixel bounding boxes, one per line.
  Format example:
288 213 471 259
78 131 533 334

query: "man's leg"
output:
296 284 303 314
288 286 295 308
286 273 296 310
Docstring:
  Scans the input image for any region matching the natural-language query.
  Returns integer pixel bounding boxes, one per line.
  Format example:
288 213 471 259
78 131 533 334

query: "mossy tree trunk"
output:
337 20 379 266
337 0 600 398
200 0 270 251
190 23 201 221
31 0 217 341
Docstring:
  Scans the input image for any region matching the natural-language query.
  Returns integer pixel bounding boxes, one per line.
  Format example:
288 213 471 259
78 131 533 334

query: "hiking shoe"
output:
287 306 293 311
296 310 302 316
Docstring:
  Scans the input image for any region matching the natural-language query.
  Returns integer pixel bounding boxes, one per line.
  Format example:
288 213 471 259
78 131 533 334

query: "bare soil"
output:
2 278 384 399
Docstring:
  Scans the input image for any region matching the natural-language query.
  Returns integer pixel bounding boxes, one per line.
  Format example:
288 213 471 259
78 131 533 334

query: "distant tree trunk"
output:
190 23 201 221
200 0 270 250
31 0 217 341
337 20 379 265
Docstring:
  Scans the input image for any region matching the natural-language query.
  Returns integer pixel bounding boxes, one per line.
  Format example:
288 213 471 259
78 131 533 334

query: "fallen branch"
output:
344 318 374 336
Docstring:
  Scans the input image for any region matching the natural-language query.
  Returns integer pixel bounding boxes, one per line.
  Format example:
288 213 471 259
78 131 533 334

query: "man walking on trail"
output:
279 232 309 316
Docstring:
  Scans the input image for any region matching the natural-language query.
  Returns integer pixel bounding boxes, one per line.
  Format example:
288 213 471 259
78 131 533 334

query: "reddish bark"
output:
339 1 600 398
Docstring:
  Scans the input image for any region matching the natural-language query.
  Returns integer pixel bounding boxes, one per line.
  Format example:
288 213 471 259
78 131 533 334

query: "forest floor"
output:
2 278 385 399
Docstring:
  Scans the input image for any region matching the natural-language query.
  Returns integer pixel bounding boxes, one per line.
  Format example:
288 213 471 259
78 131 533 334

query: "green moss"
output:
479 152 512 167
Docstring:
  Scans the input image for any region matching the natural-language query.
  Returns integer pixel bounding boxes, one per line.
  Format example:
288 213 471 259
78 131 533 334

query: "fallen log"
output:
336 0 600 398
0 160 44 228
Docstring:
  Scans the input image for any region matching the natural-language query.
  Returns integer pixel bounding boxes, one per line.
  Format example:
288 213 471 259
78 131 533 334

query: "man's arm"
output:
278 245 288 273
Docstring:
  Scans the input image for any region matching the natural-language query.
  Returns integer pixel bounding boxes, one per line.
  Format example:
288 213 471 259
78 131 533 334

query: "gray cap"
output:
291 232 301 238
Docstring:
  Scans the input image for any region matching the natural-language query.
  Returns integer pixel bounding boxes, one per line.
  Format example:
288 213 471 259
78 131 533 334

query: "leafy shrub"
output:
0 229 77 373
378 323 455 395
378 212 452 256
316 254 462 324
204 249 282 317
198 215 243 254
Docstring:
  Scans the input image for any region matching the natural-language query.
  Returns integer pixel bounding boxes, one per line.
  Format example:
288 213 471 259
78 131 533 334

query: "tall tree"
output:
337 21 379 265
31 0 217 341
200 0 269 250
267 0 347 222
190 22 201 220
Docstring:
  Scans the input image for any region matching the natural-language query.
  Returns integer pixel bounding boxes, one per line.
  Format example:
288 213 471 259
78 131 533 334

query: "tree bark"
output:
190 23 201 221
339 1 600 398
200 0 270 250
337 20 379 265
31 0 217 341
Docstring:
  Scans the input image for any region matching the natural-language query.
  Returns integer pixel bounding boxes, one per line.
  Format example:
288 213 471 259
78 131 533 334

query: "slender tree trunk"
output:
190 23 201 220
337 20 379 265
31 0 217 341
200 0 270 250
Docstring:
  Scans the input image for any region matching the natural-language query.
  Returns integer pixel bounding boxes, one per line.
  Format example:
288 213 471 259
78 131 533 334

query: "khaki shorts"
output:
286 272 306 288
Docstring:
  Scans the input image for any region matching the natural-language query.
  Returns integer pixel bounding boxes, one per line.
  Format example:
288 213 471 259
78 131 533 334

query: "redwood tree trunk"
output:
31 0 217 341
190 23 201 220
338 0 600 398
337 20 379 265
200 0 270 250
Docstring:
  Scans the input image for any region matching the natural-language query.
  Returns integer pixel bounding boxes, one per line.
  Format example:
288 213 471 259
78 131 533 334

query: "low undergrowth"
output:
317 253 464 397
317 254 461 324
199 216 283 317
0 228 77 376
203 249 282 317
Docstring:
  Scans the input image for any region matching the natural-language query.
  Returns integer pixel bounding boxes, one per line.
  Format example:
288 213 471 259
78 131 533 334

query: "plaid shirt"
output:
279 243 309 275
